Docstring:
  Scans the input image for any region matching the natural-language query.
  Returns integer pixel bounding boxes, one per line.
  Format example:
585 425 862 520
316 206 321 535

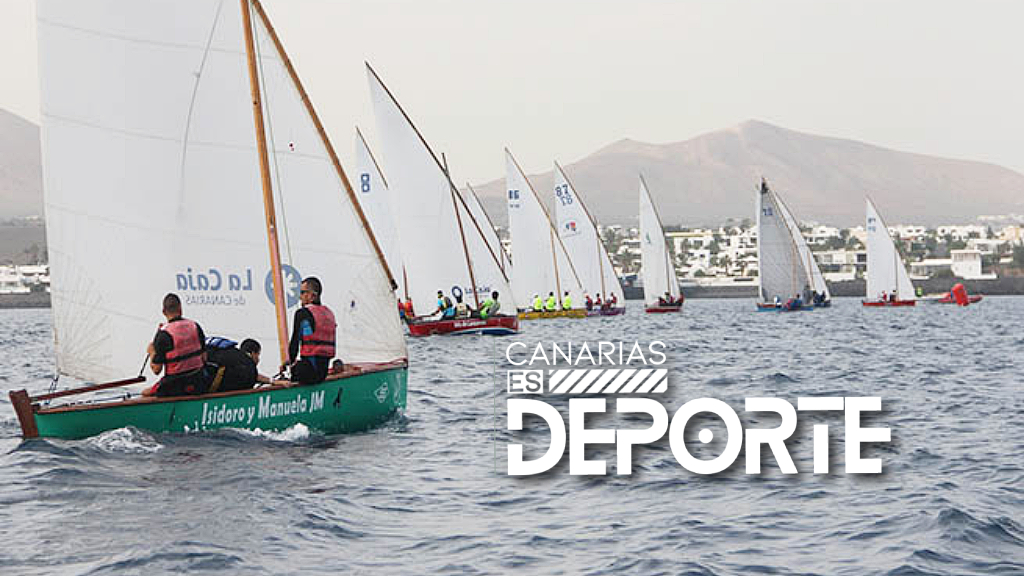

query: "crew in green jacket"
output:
532 294 543 311
562 291 573 310
544 291 557 311
480 291 501 319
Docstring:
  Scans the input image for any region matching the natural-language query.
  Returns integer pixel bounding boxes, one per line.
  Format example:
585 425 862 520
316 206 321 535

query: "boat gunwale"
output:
32 359 408 416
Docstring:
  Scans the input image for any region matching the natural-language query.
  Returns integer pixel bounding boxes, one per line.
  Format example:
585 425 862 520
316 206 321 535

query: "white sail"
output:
463 183 512 275
639 176 680 306
367 65 515 314
774 191 830 300
553 163 623 304
757 181 810 302
37 0 405 383
354 127 404 298
505 149 583 309
865 198 915 300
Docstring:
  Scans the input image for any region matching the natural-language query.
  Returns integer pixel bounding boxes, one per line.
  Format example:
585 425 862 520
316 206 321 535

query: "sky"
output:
2 0 1024 184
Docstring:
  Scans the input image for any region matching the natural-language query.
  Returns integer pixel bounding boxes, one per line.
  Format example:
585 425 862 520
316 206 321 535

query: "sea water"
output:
0 298 1021 575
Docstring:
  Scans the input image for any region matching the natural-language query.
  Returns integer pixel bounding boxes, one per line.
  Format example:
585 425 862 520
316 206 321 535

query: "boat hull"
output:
587 307 626 317
518 309 588 320
756 302 815 312
861 299 916 307
407 315 519 336
645 304 683 314
922 294 983 305
23 363 407 440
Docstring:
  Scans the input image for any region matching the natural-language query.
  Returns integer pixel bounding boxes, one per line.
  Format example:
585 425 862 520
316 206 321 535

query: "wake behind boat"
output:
11 0 408 439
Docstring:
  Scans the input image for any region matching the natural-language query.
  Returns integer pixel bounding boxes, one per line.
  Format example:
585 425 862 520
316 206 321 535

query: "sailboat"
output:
367 65 519 336
553 162 625 316
10 0 407 439
505 149 587 320
638 176 683 313
756 179 830 311
863 198 916 307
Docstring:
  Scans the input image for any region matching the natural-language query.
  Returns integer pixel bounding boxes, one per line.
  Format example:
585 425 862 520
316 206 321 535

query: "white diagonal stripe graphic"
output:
548 369 571 389
550 369 585 393
585 369 620 394
568 369 604 394
602 369 637 394
636 369 668 393
618 369 655 394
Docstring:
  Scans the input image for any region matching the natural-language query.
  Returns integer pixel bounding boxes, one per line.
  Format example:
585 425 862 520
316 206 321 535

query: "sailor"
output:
205 338 277 393
403 298 415 319
532 293 543 312
434 290 455 318
773 295 781 308
561 291 573 310
479 291 501 319
397 298 406 321
595 293 603 308
890 289 897 302
544 291 558 311
283 277 337 385
585 293 594 311
454 293 472 318
143 293 208 397
661 292 671 306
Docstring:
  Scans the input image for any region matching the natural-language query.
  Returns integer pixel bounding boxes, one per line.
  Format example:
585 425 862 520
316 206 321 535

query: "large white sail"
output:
553 163 623 304
757 180 810 302
505 149 583 309
37 0 405 383
354 127 404 298
639 176 680 306
367 65 514 314
463 183 512 275
865 198 915 300
774 190 830 300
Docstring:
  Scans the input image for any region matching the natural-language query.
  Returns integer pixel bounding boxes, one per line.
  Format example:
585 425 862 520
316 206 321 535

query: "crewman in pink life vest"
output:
282 276 337 385
143 293 208 397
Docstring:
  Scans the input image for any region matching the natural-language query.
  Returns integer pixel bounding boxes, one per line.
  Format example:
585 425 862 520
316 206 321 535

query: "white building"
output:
936 225 988 241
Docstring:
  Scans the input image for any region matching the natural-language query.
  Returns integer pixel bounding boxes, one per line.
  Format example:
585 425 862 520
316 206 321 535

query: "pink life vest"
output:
161 318 204 375
300 304 336 358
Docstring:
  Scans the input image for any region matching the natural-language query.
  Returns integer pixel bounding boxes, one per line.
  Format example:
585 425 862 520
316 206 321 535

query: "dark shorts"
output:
155 369 209 397
291 356 331 385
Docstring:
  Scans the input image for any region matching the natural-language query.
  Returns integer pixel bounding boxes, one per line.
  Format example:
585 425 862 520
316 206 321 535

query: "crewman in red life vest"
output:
143 293 208 397
282 276 337 385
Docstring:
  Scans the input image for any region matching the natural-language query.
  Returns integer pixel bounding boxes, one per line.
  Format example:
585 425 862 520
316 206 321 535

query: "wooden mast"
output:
550 227 562 306
251 1 398 291
240 0 289 365
443 154 481 309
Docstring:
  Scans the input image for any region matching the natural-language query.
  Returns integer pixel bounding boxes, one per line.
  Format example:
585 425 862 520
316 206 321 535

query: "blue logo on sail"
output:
265 264 302 308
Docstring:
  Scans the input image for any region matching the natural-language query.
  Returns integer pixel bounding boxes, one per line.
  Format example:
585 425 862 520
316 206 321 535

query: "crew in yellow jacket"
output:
562 291 573 310
544 292 557 311
532 294 543 311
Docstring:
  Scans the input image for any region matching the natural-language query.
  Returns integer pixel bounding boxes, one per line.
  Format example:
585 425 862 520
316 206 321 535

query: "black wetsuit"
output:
206 347 258 392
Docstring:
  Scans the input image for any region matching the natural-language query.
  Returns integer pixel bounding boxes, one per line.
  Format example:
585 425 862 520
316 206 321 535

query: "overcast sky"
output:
3 0 1023 183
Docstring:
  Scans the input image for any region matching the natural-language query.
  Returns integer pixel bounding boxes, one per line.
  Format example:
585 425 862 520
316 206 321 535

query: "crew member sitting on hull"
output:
283 277 337 386
544 291 558 312
454 294 472 318
562 291 573 310
479 291 501 319
143 293 208 397
773 295 781 308
434 290 455 319
585 294 594 311
205 338 277 392
609 293 618 308
890 289 897 302
532 294 543 311
595 294 603 308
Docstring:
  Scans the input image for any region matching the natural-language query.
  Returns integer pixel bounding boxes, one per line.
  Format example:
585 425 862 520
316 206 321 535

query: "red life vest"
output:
300 303 336 358
161 318 204 375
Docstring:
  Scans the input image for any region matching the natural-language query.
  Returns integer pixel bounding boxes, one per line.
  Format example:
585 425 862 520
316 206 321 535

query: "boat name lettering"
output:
257 390 326 419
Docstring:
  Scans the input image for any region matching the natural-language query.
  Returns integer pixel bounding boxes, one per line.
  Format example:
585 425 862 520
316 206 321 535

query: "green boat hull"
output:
32 366 407 440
